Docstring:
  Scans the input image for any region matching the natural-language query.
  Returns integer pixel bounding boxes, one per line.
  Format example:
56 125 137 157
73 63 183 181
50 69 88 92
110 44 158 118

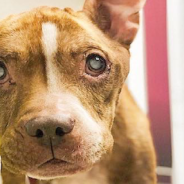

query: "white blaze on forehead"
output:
42 22 60 92
42 22 58 58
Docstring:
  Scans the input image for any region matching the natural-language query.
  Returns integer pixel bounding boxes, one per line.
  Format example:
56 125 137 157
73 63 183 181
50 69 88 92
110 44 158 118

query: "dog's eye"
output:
86 54 107 76
0 62 9 84
0 63 7 79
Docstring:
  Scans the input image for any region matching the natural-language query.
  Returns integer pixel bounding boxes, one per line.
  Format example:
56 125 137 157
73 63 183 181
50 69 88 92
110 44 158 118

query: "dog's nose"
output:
25 116 75 146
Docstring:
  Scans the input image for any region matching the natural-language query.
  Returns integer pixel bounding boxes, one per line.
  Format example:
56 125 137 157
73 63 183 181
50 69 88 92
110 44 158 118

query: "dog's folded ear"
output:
83 0 146 47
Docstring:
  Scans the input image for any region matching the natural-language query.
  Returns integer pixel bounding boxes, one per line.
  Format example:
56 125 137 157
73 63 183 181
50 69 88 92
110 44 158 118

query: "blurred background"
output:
0 0 183 184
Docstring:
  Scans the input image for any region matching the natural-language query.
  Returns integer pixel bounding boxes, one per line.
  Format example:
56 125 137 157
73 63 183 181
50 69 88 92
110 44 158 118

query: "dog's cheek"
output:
72 105 114 165
75 92 115 154
0 128 28 174
0 88 18 136
1 126 51 174
66 127 113 168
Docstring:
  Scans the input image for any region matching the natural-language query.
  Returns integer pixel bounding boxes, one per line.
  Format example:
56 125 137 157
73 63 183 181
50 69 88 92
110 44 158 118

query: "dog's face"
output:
0 0 145 180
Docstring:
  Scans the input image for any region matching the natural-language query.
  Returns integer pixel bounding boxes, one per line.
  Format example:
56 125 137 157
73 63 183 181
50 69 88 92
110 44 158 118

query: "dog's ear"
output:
83 0 146 47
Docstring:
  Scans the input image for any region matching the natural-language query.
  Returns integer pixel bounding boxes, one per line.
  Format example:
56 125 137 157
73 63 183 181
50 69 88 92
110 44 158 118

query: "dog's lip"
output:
27 158 86 180
38 158 70 168
27 158 82 180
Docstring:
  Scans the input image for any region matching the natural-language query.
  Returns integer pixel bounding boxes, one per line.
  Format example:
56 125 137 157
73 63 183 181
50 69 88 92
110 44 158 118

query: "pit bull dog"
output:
0 0 156 183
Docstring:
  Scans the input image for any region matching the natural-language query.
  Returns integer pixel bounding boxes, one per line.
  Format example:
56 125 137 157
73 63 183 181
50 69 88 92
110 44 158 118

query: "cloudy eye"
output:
0 61 10 84
86 54 107 76
0 63 7 80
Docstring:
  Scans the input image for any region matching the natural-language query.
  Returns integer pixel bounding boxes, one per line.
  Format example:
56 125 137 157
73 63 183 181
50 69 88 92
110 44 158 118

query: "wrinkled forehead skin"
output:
0 7 129 131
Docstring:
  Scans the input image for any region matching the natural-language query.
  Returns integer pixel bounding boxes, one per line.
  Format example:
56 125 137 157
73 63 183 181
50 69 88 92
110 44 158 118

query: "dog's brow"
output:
70 45 104 56
0 52 20 62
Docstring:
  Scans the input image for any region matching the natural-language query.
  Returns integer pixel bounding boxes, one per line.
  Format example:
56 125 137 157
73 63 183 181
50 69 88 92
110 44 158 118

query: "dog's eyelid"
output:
70 46 109 61
83 47 109 59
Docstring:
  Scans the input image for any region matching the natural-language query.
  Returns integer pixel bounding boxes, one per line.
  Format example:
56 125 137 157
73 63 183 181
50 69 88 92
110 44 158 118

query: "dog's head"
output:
0 0 146 180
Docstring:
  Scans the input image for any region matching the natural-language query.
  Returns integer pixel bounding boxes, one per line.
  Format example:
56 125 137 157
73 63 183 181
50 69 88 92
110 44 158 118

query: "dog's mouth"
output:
27 157 86 180
38 158 69 168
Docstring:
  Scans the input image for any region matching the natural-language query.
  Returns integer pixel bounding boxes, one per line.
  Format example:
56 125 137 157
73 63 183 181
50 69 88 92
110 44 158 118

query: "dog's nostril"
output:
36 129 44 138
55 127 65 137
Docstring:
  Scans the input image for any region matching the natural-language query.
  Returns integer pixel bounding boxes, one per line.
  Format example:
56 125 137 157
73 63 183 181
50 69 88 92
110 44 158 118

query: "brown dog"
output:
0 0 156 184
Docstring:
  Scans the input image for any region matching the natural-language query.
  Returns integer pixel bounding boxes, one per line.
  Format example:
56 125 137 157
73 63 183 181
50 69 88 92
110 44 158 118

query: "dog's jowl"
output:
0 0 156 184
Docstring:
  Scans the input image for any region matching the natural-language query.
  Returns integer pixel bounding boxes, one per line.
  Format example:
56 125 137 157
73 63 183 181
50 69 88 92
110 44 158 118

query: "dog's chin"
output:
26 159 92 180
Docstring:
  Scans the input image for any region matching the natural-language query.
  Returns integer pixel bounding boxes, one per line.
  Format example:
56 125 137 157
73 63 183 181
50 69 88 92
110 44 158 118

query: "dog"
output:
0 0 156 183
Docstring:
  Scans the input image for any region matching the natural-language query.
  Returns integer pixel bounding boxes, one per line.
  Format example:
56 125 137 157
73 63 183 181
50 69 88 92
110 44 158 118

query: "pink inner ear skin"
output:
103 0 146 27
83 0 146 45
102 0 146 44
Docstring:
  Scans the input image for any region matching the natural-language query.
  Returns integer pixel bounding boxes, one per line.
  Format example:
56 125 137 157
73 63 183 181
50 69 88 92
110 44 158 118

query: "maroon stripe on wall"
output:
144 0 172 167
158 176 171 183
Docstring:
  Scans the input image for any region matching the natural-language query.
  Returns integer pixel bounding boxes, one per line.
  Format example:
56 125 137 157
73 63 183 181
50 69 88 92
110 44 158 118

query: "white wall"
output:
129 13 148 113
167 0 184 183
0 0 85 19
